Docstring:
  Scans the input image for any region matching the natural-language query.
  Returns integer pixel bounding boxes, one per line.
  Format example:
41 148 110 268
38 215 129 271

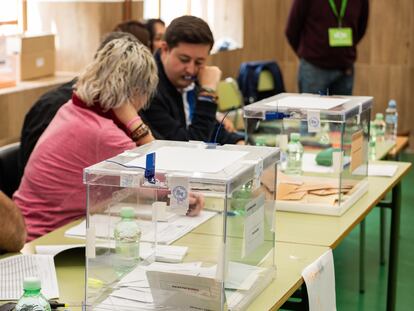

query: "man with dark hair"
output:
140 15 243 144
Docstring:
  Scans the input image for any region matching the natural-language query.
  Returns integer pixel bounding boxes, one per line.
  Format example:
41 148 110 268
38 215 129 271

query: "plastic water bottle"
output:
385 99 398 141
255 136 267 146
285 133 303 175
369 140 376 160
114 206 141 275
372 113 386 142
15 277 51 311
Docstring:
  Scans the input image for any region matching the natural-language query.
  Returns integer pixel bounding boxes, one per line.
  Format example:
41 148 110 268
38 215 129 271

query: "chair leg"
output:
380 208 387 265
359 219 366 293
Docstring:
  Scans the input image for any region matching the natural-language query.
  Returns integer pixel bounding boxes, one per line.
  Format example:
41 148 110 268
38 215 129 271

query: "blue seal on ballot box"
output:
173 186 187 203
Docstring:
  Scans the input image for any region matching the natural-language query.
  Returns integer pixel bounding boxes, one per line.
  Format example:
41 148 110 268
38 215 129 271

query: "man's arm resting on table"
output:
0 191 27 253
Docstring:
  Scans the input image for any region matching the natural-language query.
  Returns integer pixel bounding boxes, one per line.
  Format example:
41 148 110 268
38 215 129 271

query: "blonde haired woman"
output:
13 33 158 241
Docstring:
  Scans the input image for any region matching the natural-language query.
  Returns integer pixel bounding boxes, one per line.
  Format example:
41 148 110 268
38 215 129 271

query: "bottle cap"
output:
290 133 300 142
388 99 396 108
375 113 384 120
120 206 135 219
23 277 41 291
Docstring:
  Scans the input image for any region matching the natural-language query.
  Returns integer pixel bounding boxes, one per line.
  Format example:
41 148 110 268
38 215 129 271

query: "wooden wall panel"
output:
209 0 414 149
0 75 74 145
27 1 144 73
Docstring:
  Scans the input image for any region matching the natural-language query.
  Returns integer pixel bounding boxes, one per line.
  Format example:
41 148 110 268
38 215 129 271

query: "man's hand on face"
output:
198 66 222 92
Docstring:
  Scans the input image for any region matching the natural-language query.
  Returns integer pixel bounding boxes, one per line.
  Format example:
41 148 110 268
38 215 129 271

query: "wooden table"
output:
10 219 329 311
196 161 411 311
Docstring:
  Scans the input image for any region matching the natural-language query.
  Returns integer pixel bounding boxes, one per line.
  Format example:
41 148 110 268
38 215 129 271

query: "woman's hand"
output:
186 192 205 217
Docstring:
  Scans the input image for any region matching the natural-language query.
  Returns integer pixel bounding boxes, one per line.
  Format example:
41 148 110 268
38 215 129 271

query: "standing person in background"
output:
141 15 243 145
145 18 166 54
285 0 369 95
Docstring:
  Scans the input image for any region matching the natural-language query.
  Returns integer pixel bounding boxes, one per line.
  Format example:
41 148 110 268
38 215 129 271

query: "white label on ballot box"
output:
242 194 265 258
307 110 321 133
146 270 221 310
86 226 96 259
168 176 189 215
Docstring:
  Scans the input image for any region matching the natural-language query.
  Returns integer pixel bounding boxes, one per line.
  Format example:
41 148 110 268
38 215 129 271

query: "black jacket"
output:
141 52 243 144
18 79 75 178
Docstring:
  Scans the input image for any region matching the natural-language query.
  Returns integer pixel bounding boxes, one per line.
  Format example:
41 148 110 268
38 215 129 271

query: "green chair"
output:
257 70 275 92
216 78 243 112
216 78 244 131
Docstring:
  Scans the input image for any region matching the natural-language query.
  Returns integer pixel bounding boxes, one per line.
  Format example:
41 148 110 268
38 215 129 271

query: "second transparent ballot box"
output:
83 140 279 311
244 93 373 216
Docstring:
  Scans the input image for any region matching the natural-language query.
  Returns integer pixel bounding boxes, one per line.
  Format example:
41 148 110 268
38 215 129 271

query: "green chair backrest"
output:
257 70 275 92
217 78 243 112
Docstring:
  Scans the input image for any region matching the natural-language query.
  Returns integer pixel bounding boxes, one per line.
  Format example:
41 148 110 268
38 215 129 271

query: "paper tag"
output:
271 201 277 233
307 110 321 133
120 174 139 187
278 134 288 150
328 27 353 47
242 194 265 258
302 250 336 311
253 159 264 189
152 201 167 221
215 242 226 281
168 176 189 215
36 57 45 67
332 151 343 173
86 227 96 259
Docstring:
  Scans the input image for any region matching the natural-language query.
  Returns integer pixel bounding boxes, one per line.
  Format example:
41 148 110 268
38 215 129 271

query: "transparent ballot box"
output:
244 93 372 216
83 140 279 311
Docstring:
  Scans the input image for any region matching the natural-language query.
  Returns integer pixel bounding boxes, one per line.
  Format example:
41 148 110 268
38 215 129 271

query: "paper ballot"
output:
302 250 336 311
0 255 59 300
126 146 248 173
265 95 348 110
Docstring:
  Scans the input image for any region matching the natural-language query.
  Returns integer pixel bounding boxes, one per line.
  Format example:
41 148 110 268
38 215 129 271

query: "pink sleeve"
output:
96 126 136 162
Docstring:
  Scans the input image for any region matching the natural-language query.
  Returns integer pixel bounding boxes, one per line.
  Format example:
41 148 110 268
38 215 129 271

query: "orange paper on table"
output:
276 183 298 199
350 130 363 172
306 194 337 205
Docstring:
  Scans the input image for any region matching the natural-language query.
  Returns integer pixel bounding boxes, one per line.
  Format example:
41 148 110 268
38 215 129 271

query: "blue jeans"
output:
298 58 354 95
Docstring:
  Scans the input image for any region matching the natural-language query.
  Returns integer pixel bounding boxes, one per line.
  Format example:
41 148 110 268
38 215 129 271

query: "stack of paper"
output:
0 255 59 300
92 261 272 311
35 243 188 263
65 211 216 245
353 164 398 177
94 262 202 310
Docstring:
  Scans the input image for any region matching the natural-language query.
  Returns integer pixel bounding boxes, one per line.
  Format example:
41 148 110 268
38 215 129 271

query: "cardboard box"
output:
7 34 55 81
0 36 16 88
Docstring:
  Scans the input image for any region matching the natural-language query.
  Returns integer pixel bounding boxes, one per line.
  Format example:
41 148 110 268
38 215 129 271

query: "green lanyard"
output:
328 0 348 27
